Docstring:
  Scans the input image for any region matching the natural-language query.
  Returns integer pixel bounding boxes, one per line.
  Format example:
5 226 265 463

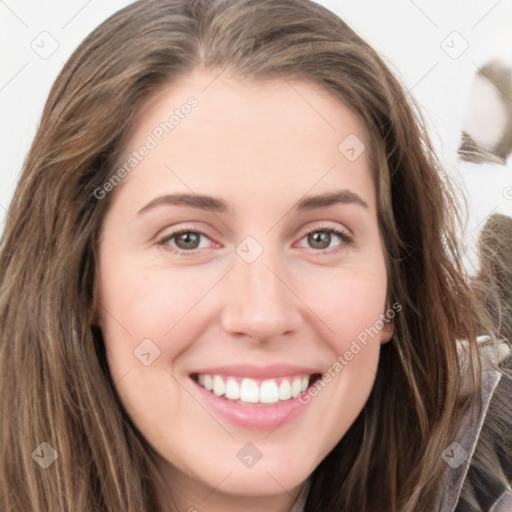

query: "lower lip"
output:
191 378 312 430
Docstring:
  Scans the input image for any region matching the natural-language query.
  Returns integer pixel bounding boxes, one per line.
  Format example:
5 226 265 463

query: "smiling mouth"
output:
191 372 322 406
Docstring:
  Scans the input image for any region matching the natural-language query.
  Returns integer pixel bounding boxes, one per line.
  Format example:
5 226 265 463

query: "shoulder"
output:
454 338 512 511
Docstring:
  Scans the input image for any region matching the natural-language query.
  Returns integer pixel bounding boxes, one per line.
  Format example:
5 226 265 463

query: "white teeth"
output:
225 377 240 400
240 378 260 403
195 373 313 404
260 379 279 404
278 379 292 400
203 374 213 391
212 375 225 396
291 377 302 398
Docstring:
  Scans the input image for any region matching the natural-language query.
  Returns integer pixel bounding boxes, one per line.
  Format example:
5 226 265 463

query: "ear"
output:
380 321 394 344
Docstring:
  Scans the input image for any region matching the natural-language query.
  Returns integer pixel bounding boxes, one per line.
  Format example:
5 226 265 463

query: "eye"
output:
296 224 353 254
157 227 215 256
156 223 353 256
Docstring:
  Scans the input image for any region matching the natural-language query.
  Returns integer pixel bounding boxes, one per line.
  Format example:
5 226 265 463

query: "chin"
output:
207 467 306 497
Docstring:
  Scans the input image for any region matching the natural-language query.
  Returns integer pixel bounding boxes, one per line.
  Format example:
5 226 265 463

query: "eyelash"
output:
156 224 353 257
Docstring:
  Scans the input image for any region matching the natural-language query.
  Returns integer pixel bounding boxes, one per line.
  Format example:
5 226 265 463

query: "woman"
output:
0 0 510 510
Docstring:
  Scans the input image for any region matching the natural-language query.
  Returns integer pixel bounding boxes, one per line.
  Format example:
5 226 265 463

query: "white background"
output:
1 0 511 270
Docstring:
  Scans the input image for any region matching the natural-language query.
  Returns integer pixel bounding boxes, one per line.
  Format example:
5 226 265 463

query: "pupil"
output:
309 232 329 249
178 232 199 249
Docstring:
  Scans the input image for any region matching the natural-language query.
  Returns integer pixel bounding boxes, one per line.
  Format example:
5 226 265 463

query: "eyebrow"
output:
296 189 368 210
137 193 232 215
136 189 369 216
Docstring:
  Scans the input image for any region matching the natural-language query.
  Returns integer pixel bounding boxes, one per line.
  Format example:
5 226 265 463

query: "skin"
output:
96 67 393 512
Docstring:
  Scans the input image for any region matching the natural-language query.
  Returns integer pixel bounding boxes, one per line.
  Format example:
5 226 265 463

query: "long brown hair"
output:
0 1 505 510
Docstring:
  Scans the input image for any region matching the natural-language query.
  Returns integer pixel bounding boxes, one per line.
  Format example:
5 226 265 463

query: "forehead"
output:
111 67 376 211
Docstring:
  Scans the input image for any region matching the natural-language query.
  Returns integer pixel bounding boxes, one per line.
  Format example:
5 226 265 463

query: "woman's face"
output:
97 68 392 510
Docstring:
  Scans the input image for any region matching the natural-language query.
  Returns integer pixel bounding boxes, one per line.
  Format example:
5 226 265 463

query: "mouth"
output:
190 372 323 407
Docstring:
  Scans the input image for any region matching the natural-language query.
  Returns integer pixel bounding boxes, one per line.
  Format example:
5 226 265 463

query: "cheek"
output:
98 260 206 345
304 265 387 342
96 264 203 435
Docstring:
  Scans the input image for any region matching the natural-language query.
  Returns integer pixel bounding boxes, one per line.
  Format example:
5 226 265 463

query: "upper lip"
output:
190 364 322 380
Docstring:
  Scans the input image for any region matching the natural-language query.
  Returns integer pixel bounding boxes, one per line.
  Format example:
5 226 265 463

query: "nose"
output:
220 247 303 343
